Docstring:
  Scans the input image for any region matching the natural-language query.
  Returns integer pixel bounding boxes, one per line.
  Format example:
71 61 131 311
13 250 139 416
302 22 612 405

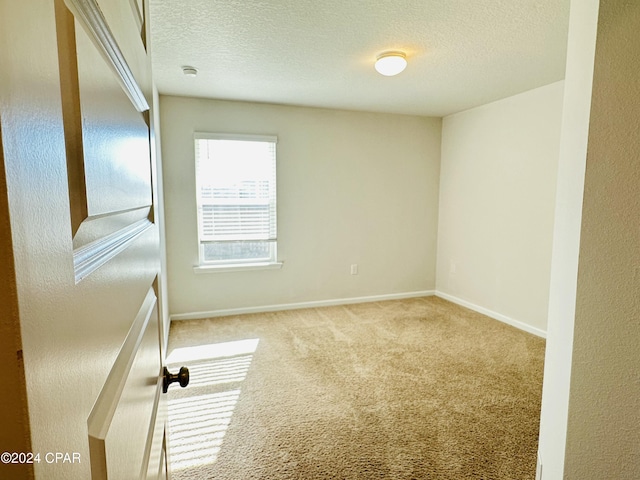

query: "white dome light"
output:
374 51 407 76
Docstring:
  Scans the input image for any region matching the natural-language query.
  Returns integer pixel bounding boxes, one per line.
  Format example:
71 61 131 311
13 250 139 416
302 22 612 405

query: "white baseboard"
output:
171 290 548 339
170 290 436 321
536 452 543 480
435 291 547 338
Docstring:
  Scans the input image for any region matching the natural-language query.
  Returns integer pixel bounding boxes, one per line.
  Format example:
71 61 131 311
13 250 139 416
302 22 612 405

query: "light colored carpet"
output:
166 296 545 479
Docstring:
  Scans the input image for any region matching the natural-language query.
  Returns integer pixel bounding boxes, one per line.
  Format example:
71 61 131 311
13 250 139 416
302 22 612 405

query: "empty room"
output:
2 1 638 480
155 0 561 478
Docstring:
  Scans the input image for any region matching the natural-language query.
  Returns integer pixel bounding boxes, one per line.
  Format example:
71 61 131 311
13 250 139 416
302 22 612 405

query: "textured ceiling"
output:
149 0 570 117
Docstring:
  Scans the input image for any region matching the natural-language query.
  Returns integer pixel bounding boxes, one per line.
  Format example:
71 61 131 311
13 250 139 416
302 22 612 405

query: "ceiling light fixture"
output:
374 51 407 76
182 66 198 77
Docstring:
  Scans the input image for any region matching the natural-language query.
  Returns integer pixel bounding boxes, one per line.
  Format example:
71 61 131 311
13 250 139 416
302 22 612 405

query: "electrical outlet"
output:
450 261 457 275
350 264 358 275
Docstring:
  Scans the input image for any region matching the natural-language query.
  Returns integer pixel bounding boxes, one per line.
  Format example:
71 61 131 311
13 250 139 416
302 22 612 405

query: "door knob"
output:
163 366 189 393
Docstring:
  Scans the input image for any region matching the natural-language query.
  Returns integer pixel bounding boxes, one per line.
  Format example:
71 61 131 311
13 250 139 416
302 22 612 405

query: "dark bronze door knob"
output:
163 366 189 393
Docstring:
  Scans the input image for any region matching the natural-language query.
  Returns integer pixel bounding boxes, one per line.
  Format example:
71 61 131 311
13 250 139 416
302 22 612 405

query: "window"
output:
194 133 278 269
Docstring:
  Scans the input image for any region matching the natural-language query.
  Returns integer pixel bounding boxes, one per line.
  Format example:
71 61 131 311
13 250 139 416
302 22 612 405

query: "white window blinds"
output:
194 134 277 247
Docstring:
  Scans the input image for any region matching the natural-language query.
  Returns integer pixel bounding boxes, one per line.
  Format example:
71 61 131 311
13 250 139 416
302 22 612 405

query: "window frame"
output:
192 132 282 272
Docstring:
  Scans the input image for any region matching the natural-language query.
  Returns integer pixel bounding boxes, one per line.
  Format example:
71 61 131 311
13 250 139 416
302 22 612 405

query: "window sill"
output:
193 261 283 274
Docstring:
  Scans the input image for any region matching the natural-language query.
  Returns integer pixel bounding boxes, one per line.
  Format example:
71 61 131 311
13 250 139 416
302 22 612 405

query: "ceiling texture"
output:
149 0 570 117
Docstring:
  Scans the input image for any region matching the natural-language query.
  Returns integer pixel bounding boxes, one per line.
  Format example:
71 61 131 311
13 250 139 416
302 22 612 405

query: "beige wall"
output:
564 0 640 477
436 82 564 335
160 97 442 317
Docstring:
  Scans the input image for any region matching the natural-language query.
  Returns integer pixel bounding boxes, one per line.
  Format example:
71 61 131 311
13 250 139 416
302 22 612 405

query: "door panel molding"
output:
144 379 167 479
55 0 154 281
64 0 149 112
73 20 152 219
88 288 161 479
55 0 88 236
127 0 145 41
73 216 152 283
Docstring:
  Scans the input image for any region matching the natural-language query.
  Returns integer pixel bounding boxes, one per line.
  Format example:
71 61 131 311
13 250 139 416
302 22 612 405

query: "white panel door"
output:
0 0 179 478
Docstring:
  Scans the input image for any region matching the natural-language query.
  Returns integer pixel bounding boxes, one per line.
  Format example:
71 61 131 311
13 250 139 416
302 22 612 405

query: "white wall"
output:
160 97 442 317
436 82 564 335
537 0 599 477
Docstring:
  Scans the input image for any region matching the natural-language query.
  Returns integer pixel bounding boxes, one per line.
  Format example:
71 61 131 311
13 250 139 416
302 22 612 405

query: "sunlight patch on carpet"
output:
168 390 241 470
166 338 259 472
166 338 260 364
